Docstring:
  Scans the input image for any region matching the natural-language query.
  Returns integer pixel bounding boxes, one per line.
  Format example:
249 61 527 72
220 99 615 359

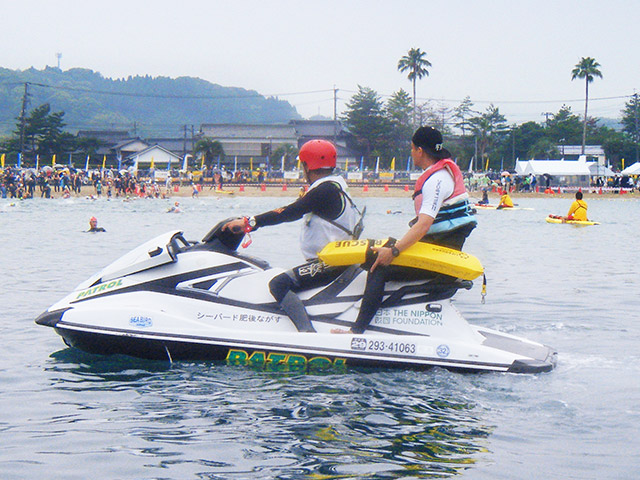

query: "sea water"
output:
0 194 639 479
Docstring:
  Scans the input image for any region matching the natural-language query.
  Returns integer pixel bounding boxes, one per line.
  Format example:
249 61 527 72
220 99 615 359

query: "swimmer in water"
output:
87 216 106 232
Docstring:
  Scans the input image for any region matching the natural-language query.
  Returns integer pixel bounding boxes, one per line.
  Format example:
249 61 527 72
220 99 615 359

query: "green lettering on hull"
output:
226 349 346 370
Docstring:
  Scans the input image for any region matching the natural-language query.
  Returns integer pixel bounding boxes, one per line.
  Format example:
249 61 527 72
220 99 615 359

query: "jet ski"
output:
36 218 557 373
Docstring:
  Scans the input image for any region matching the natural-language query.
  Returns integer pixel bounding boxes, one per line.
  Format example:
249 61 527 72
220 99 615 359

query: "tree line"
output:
341 50 638 171
342 87 639 171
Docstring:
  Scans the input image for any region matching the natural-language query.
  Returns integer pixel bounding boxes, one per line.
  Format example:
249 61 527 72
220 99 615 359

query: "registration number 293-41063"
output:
366 340 416 354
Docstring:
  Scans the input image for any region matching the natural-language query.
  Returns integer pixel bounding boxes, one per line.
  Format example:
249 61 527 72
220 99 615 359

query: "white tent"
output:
621 162 640 175
588 163 615 177
515 157 592 176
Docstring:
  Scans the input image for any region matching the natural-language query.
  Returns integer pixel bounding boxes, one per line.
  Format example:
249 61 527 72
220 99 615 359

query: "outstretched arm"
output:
222 186 324 232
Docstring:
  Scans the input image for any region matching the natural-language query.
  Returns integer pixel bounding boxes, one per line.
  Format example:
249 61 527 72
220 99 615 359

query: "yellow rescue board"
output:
318 239 483 280
545 215 599 226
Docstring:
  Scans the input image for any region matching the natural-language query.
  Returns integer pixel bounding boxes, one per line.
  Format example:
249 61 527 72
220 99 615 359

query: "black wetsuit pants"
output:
269 260 346 303
351 223 476 334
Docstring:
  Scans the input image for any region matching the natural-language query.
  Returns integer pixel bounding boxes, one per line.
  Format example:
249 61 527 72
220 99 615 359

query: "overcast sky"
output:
1 0 638 125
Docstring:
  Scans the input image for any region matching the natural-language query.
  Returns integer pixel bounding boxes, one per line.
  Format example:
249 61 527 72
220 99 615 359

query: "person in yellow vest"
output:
497 191 514 209
564 191 588 221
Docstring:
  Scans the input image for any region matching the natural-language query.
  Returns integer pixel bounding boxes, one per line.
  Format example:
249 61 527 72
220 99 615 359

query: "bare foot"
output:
330 328 351 334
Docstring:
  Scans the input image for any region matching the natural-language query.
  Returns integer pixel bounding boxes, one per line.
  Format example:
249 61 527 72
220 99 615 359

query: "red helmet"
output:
299 140 336 170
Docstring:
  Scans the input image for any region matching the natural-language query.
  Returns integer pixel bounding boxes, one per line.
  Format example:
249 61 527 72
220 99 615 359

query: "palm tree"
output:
194 137 224 168
571 57 603 154
397 48 432 127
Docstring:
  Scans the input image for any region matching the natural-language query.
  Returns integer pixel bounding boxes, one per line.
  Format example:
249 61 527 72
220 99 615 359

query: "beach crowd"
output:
1 165 639 200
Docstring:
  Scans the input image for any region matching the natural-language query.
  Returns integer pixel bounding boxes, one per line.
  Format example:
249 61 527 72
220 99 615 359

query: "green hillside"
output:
0 67 300 137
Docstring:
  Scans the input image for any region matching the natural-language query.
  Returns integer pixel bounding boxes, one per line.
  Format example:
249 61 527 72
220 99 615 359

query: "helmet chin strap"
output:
302 163 310 183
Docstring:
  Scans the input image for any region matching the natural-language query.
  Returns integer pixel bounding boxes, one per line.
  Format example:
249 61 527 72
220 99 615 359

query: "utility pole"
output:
183 125 188 159
474 136 478 171
19 82 30 162
634 92 639 163
511 125 516 166
333 85 338 144
541 112 552 127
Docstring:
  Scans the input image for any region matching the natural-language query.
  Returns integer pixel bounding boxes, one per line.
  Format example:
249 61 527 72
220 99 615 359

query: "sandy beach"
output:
63 183 638 200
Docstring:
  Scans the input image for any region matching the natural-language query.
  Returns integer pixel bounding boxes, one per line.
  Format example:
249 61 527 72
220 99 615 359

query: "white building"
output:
125 144 183 174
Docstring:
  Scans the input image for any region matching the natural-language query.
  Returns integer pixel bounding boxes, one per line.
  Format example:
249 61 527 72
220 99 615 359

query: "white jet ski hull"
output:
36 224 557 374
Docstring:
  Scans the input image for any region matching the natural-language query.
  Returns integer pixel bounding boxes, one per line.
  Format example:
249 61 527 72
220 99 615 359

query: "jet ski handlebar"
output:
202 217 245 251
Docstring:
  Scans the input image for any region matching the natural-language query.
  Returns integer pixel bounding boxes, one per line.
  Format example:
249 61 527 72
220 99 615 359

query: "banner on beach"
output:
1 153 5 168
283 171 300 180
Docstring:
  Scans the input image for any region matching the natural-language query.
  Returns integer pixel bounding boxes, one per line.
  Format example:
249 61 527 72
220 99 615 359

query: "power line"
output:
3 80 631 109
2 76 635 109
340 88 632 105
7 82 334 100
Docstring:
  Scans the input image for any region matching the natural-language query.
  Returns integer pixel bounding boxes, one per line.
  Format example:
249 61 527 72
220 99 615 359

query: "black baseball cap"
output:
412 126 451 159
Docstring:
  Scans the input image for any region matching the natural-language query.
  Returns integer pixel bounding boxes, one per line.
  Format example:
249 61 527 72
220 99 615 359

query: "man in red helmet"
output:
223 139 363 332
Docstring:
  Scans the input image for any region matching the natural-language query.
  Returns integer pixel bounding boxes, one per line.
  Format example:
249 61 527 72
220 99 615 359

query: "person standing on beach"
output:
223 139 363 333
332 126 476 334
